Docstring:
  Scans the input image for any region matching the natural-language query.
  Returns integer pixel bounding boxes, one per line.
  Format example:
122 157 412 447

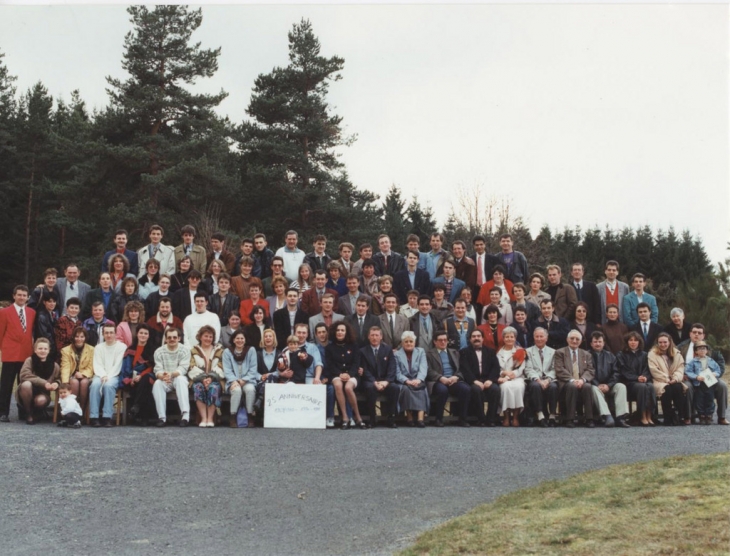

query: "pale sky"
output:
0 3 727 265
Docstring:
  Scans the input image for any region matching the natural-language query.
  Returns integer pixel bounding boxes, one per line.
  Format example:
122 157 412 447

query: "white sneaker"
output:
326 417 335 428
206 422 214 428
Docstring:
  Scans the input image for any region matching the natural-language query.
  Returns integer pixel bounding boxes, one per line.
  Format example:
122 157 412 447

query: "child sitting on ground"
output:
57 383 83 429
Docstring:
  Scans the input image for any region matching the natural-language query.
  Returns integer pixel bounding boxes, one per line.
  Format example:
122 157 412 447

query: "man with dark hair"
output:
231 257 255 301
393 250 431 304
174 224 207 274
146 297 184 349
596 260 630 324
209 232 236 274
183 292 220 347
338 274 370 316
410 295 440 350
102 229 139 277
308 293 344 338
0 286 36 422
137 224 175 279
430 283 454 323
372 234 405 277
57 263 91 314
630 302 662 348
273 288 309 347
301 270 339 318
570 263 601 325
451 240 476 294
425 232 448 280
443 299 476 351
253 233 275 279
405 234 429 271
471 235 499 322
346 296 380 348
351 243 373 277
172 270 203 320
545 264 578 320
427 330 471 427
207 272 240 326
275 230 306 281
334 242 355 276
82 301 114 345
358 326 400 428
233 238 261 278
677 323 727 425
459 328 501 426
495 233 529 285
379 293 409 349
622 273 659 328
304 234 332 271
431 259 466 304
532 299 570 350
589 331 630 428
144 274 172 317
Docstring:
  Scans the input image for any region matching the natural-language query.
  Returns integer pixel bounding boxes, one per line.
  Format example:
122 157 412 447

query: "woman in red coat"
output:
478 305 506 351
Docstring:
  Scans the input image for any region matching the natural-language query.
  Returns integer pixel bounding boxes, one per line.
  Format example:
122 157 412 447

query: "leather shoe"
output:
156 419 166 427
179 419 189 427
616 418 631 428
458 419 471 428
548 418 557 428
0 415 9 423
526 417 535 427
565 421 576 428
586 421 596 428
718 418 730 426
539 418 548 428
604 415 615 428
416 420 425 428
102 418 113 428
433 419 444 428
387 417 397 429
90 418 101 428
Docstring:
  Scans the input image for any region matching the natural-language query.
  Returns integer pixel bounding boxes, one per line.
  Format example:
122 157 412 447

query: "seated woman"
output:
202 259 225 296
137 259 161 301
170 256 192 293
394 331 429 428
222 329 260 428
239 280 270 326
602 304 628 354
685 341 723 425
16 338 60 424
570 301 597 350
59 326 94 412
108 253 136 293
526 272 551 307
244 305 271 351
325 322 364 429
188 325 225 428
120 324 157 425
663 307 691 347
115 300 145 347
616 331 656 426
257 329 281 382
478 305 506 351
290 263 313 297
33 291 59 362
325 261 348 297
81 272 117 321
496 327 526 427
647 332 687 426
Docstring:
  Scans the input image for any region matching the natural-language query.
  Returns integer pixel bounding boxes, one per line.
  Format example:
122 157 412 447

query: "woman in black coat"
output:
615 331 656 426
326 321 364 429
33 291 59 362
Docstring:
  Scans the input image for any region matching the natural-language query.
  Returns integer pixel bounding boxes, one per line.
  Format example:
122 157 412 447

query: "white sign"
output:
264 383 327 429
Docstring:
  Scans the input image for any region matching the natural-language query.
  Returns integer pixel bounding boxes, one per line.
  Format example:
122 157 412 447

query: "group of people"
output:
0 226 725 429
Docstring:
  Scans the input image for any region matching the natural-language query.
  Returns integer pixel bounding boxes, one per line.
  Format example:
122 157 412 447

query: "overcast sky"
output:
0 3 727 265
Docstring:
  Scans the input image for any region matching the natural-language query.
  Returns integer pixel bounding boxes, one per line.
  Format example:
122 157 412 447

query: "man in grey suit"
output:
346 297 379 348
378 293 409 349
56 263 91 315
554 330 596 428
309 293 344 338
409 295 439 351
338 274 370 317
596 260 630 324
524 327 559 427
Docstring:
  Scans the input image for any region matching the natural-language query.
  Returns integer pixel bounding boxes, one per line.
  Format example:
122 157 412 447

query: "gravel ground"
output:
1 413 727 556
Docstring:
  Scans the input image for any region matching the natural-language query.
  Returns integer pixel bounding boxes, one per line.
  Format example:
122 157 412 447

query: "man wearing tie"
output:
137 224 176 279
273 288 309 348
304 234 332 271
443 299 476 351
524 327 559 427
338 274 370 317
56 263 91 314
300 270 339 318
426 331 472 427
346 297 379 348
358 327 400 428
570 263 601 325
409 295 440 351
378 293 409 349
0 286 36 422
630 303 662 349
471 235 499 324
554 330 596 428
459 329 501 426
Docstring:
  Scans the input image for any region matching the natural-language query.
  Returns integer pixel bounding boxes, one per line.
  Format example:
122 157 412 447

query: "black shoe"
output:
486 420 497 427
458 419 471 428
416 420 425 428
341 421 351 430
0 415 9 423
90 418 101 428
387 417 397 429
548 418 557 428
102 418 113 428
586 421 596 428
357 421 368 430
526 417 535 427
156 419 166 427
433 419 445 428
565 421 576 428
407 420 416 427
539 418 548 428
179 419 189 428
477 420 487 427
616 418 631 428
57 420 68 427
129 405 140 416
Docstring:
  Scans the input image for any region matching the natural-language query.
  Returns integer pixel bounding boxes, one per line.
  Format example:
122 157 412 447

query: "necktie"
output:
477 255 484 285
18 308 26 332
151 245 157 258
572 350 579 380
389 314 395 341
422 317 429 333
69 282 74 291
575 283 582 300
539 348 544 365
643 322 648 340
374 347 379 359
359 317 364 334
318 290 323 302
384 255 389 272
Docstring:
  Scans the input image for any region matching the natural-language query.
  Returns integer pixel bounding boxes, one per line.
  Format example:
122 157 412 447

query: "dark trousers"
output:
0 361 23 416
660 382 686 423
432 381 471 421
695 383 717 416
560 381 594 421
361 382 401 423
528 380 559 417
130 375 156 420
63 412 82 425
469 383 500 423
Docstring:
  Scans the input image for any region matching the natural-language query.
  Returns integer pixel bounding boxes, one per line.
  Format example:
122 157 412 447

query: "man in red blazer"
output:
0 285 36 421
300 270 339 318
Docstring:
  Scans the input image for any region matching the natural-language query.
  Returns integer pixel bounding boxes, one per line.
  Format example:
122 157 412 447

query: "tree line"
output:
0 6 726 353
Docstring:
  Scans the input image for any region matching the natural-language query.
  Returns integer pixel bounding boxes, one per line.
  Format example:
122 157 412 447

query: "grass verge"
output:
400 453 729 556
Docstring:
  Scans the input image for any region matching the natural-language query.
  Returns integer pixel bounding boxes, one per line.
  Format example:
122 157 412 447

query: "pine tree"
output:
382 185 408 249
238 19 381 245
406 195 437 245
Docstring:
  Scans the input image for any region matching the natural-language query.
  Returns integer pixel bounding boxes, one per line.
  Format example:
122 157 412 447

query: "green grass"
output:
400 453 730 556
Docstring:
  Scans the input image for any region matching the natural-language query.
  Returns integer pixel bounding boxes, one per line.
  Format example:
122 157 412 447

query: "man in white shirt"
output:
275 230 306 281
524 327 558 427
89 323 126 427
152 327 192 427
183 292 221 347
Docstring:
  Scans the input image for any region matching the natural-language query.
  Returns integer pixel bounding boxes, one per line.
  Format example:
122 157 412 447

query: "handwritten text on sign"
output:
264 383 326 429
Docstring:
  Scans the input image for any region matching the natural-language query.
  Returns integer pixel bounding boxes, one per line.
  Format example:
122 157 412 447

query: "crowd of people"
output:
0 225 725 429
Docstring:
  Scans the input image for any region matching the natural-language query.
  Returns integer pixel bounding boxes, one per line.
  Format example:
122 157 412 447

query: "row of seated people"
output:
13 311 725 430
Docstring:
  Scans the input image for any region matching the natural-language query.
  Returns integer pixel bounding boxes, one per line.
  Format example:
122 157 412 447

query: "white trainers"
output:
349 418 355 426
326 417 335 428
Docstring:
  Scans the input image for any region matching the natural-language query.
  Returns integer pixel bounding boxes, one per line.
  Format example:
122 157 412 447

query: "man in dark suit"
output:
372 234 405 277
570 263 601 325
207 272 240 326
300 270 339 318
426 331 472 427
0 286 36 422
532 299 571 350
554 330 596 428
471 235 500 323
443 299 476 351
378 293 409 349
303 234 332 272
630 303 662 349
346 297 379 348
393 250 431 304
358 326 400 428
144 275 173 317
208 232 236 274
56 263 91 315
273 288 310 347
171 270 203 321
409 295 440 351
101 229 139 277
459 329 501 426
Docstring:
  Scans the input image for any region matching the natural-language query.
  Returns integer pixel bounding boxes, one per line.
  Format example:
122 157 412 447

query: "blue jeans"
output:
89 376 119 419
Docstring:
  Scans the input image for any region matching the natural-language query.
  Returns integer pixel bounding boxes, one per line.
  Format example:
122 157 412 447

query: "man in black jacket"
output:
358 327 400 428
570 263 602 325
207 273 240 326
273 288 309 348
459 329 501 426
532 299 570 349
426 331 471 427
589 331 630 428
346 297 380 348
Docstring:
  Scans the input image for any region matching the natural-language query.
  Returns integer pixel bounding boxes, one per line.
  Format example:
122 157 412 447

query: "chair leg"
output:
115 391 122 426
53 390 59 423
